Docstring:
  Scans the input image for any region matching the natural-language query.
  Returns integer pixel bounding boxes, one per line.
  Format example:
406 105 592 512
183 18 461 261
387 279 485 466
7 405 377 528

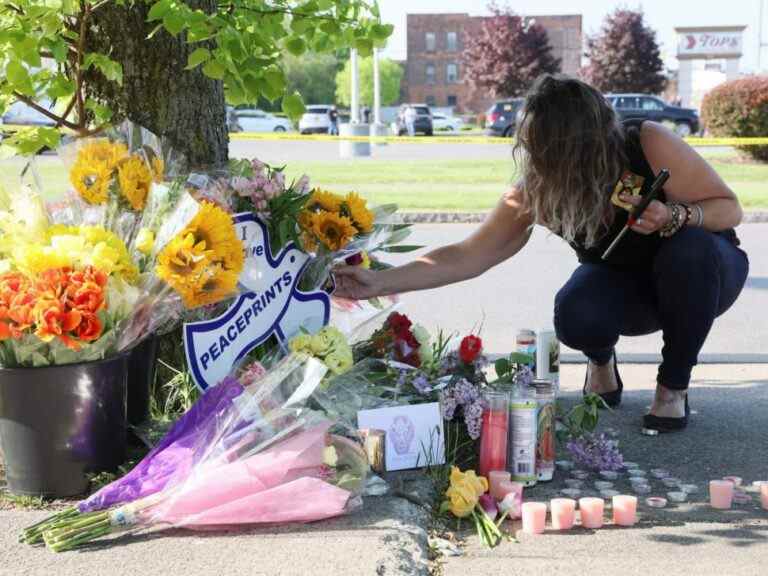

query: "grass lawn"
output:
3 150 767 212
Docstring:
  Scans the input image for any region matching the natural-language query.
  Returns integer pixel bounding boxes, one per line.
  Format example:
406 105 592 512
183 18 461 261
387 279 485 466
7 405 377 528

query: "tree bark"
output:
87 1 228 168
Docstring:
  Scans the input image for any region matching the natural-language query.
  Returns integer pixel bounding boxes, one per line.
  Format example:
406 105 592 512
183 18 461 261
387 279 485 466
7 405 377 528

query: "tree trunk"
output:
88 1 228 168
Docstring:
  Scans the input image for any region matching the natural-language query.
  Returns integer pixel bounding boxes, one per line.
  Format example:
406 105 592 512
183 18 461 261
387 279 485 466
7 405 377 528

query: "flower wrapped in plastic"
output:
0 152 244 366
21 354 370 551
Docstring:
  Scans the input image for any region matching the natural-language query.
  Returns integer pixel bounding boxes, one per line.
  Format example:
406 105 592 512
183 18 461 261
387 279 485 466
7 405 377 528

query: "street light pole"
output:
373 47 382 126
350 48 360 124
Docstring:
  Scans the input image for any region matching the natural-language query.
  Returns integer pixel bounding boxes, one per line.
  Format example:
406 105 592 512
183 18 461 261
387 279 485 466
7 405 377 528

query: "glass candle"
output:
579 497 605 529
761 484 768 510
612 495 637 526
521 502 547 534
497 480 524 519
488 470 512 501
709 480 734 509
478 392 509 478
550 498 577 530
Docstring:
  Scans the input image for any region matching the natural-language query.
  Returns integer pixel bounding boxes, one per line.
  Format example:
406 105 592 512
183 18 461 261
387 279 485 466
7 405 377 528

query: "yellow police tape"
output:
230 132 768 147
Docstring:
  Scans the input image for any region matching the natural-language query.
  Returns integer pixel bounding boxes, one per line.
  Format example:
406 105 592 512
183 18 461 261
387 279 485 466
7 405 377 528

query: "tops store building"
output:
403 13 582 114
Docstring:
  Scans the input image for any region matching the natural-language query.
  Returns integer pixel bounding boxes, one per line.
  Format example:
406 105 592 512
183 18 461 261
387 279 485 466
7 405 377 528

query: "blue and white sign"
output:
184 213 331 391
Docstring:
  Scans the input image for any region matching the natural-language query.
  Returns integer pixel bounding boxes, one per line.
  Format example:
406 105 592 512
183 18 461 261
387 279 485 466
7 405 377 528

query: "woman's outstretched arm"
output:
334 186 534 299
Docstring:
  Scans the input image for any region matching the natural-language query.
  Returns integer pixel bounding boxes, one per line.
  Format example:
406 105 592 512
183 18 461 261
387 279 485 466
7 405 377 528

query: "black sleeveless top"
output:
568 121 739 268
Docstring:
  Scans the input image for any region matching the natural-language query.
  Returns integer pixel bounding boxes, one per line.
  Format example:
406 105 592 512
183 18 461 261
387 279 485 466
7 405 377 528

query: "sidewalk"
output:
1 364 766 576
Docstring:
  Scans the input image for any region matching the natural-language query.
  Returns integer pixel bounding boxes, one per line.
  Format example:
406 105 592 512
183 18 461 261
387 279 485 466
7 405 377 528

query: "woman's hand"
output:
620 193 671 235
333 266 385 300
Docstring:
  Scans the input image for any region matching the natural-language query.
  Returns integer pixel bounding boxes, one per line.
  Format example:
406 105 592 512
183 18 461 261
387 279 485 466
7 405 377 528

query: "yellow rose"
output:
289 333 312 353
309 333 331 355
463 469 489 497
324 349 353 375
135 228 155 255
445 481 478 518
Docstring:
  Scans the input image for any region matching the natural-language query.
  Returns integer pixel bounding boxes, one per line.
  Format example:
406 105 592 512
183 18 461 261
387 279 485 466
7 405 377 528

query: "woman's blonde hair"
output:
514 74 626 247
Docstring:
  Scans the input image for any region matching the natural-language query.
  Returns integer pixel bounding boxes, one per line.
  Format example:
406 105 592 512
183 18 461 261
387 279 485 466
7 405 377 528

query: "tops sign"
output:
677 30 744 58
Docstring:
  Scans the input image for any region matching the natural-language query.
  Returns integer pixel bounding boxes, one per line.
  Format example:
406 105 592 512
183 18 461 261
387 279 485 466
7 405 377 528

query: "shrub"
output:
700 76 768 162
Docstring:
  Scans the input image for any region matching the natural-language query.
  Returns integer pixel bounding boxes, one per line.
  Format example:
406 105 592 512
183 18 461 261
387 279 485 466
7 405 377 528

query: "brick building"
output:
404 13 582 113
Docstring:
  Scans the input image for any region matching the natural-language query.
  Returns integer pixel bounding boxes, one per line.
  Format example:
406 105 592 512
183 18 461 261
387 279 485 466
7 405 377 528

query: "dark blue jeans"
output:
554 227 749 390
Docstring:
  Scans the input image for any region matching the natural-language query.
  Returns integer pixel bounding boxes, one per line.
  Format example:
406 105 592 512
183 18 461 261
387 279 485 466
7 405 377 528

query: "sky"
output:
378 0 768 73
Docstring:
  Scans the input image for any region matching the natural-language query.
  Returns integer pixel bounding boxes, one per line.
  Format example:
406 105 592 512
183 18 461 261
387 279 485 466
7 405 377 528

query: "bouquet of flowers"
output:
288 326 354 376
440 466 502 548
21 354 369 551
0 135 244 367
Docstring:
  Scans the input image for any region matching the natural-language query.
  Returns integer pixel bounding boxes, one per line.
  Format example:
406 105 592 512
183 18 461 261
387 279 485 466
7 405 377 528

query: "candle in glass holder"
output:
612 495 638 526
550 498 576 530
521 502 547 534
710 480 734 509
760 484 768 510
489 470 512 500
479 392 509 478
579 497 604 529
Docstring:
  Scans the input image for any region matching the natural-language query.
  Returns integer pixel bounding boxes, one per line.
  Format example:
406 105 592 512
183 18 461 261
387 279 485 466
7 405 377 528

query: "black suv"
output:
395 104 434 136
486 99 524 137
605 94 700 136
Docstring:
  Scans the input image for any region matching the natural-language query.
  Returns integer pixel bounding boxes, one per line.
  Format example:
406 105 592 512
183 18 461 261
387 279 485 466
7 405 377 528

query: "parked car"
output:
299 105 334 134
485 99 524 137
605 94 700 137
432 113 464 132
229 108 292 133
395 104 433 136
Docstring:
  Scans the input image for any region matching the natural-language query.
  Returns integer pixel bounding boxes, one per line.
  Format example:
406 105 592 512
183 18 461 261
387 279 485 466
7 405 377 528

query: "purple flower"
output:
441 395 457 420
513 365 534 388
412 374 430 394
566 432 624 471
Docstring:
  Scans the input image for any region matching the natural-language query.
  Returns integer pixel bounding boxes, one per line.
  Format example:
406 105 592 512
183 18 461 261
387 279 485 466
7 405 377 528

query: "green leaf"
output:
147 0 172 22
262 67 285 101
2 127 61 156
163 11 187 36
47 76 75 99
495 358 511 377
6 60 35 96
354 38 373 57
284 36 307 56
185 47 211 70
202 60 226 80
371 23 394 41
281 91 305 120
85 99 113 124
15 37 42 68
84 54 123 86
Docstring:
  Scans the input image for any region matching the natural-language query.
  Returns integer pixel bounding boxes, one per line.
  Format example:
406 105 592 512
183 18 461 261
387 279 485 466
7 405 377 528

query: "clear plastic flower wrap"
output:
22 353 370 550
0 130 245 367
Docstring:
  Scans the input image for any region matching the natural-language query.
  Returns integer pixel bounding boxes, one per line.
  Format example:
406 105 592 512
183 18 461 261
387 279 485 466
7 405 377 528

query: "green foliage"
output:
0 1 391 155
561 393 608 439
284 52 340 105
335 56 403 107
701 76 768 162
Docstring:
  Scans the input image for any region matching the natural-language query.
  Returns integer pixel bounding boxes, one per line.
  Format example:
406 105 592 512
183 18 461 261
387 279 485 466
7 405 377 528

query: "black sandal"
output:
643 395 690 432
583 350 623 408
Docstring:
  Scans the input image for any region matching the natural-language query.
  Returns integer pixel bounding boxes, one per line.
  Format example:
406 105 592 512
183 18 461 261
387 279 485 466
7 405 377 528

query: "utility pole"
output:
760 0 767 72
350 48 360 124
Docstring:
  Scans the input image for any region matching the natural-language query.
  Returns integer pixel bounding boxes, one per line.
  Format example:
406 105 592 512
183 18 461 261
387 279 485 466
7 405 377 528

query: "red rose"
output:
459 335 483 364
387 312 412 337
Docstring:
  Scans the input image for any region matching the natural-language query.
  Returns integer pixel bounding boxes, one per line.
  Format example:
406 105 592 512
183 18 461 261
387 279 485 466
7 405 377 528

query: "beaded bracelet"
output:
659 203 687 237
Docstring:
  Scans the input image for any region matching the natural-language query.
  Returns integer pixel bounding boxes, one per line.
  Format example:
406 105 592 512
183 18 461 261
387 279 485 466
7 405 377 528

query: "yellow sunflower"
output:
185 202 244 270
305 189 343 213
156 232 214 290
343 192 374 234
69 140 128 205
181 265 240 309
117 155 153 211
310 211 358 251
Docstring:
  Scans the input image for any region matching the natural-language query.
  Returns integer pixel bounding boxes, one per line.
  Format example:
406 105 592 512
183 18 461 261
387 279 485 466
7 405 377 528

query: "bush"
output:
700 76 768 162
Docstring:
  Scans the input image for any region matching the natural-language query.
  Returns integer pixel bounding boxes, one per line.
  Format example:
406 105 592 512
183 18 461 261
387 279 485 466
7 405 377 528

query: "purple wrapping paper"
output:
79 377 244 513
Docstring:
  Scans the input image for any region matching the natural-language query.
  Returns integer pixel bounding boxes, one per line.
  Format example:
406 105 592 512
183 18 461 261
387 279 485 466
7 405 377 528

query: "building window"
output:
446 31 458 52
447 95 457 107
446 63 458 84
426 95 437 107
425 64 436 84
425 32 436 52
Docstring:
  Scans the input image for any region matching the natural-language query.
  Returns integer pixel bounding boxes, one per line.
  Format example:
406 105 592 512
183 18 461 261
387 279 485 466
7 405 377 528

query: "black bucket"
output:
0 353 129 498
127 336 158 426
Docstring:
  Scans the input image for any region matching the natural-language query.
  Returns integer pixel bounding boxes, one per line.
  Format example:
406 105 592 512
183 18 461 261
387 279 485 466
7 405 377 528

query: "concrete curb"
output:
394 211 768 224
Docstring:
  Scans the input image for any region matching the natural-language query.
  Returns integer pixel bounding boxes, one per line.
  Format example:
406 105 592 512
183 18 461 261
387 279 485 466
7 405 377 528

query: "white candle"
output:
550 498 576 530
710 480 734 509
579 497 604 529
612 495 637 526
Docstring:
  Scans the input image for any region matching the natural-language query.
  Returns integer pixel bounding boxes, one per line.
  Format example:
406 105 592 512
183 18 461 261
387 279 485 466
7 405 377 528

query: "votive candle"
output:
478 392 509 477
760 484 768 510
709 480 734 509
521 502 547 534
579 497 605 529
550 498 577 530
612 495 638 526
489 470 512 500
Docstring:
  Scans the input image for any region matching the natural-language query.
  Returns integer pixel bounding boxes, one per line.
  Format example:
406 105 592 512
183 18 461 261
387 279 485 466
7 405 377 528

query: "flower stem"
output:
19 507 80 545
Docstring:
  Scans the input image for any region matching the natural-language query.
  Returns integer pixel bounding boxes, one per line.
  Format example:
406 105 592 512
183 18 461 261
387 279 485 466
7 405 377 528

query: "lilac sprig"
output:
565 432 624 471
441 378 484 439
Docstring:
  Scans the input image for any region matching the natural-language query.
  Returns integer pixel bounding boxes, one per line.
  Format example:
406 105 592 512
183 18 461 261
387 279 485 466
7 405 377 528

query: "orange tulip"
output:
76 313 102 342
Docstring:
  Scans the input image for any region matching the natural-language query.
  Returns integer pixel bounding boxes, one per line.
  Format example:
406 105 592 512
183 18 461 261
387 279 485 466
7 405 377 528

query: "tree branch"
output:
11 92 80 131
216 2 353 23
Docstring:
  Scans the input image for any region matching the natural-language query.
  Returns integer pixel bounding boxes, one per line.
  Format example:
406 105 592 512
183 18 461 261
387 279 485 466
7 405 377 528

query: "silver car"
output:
299 105 333 134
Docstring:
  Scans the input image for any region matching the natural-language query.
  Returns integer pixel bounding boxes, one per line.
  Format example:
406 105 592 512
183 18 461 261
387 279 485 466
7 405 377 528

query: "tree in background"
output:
585 8 666 94
462 6 560 98
284 53 340 107
0 1 391 165
335 56 403 108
